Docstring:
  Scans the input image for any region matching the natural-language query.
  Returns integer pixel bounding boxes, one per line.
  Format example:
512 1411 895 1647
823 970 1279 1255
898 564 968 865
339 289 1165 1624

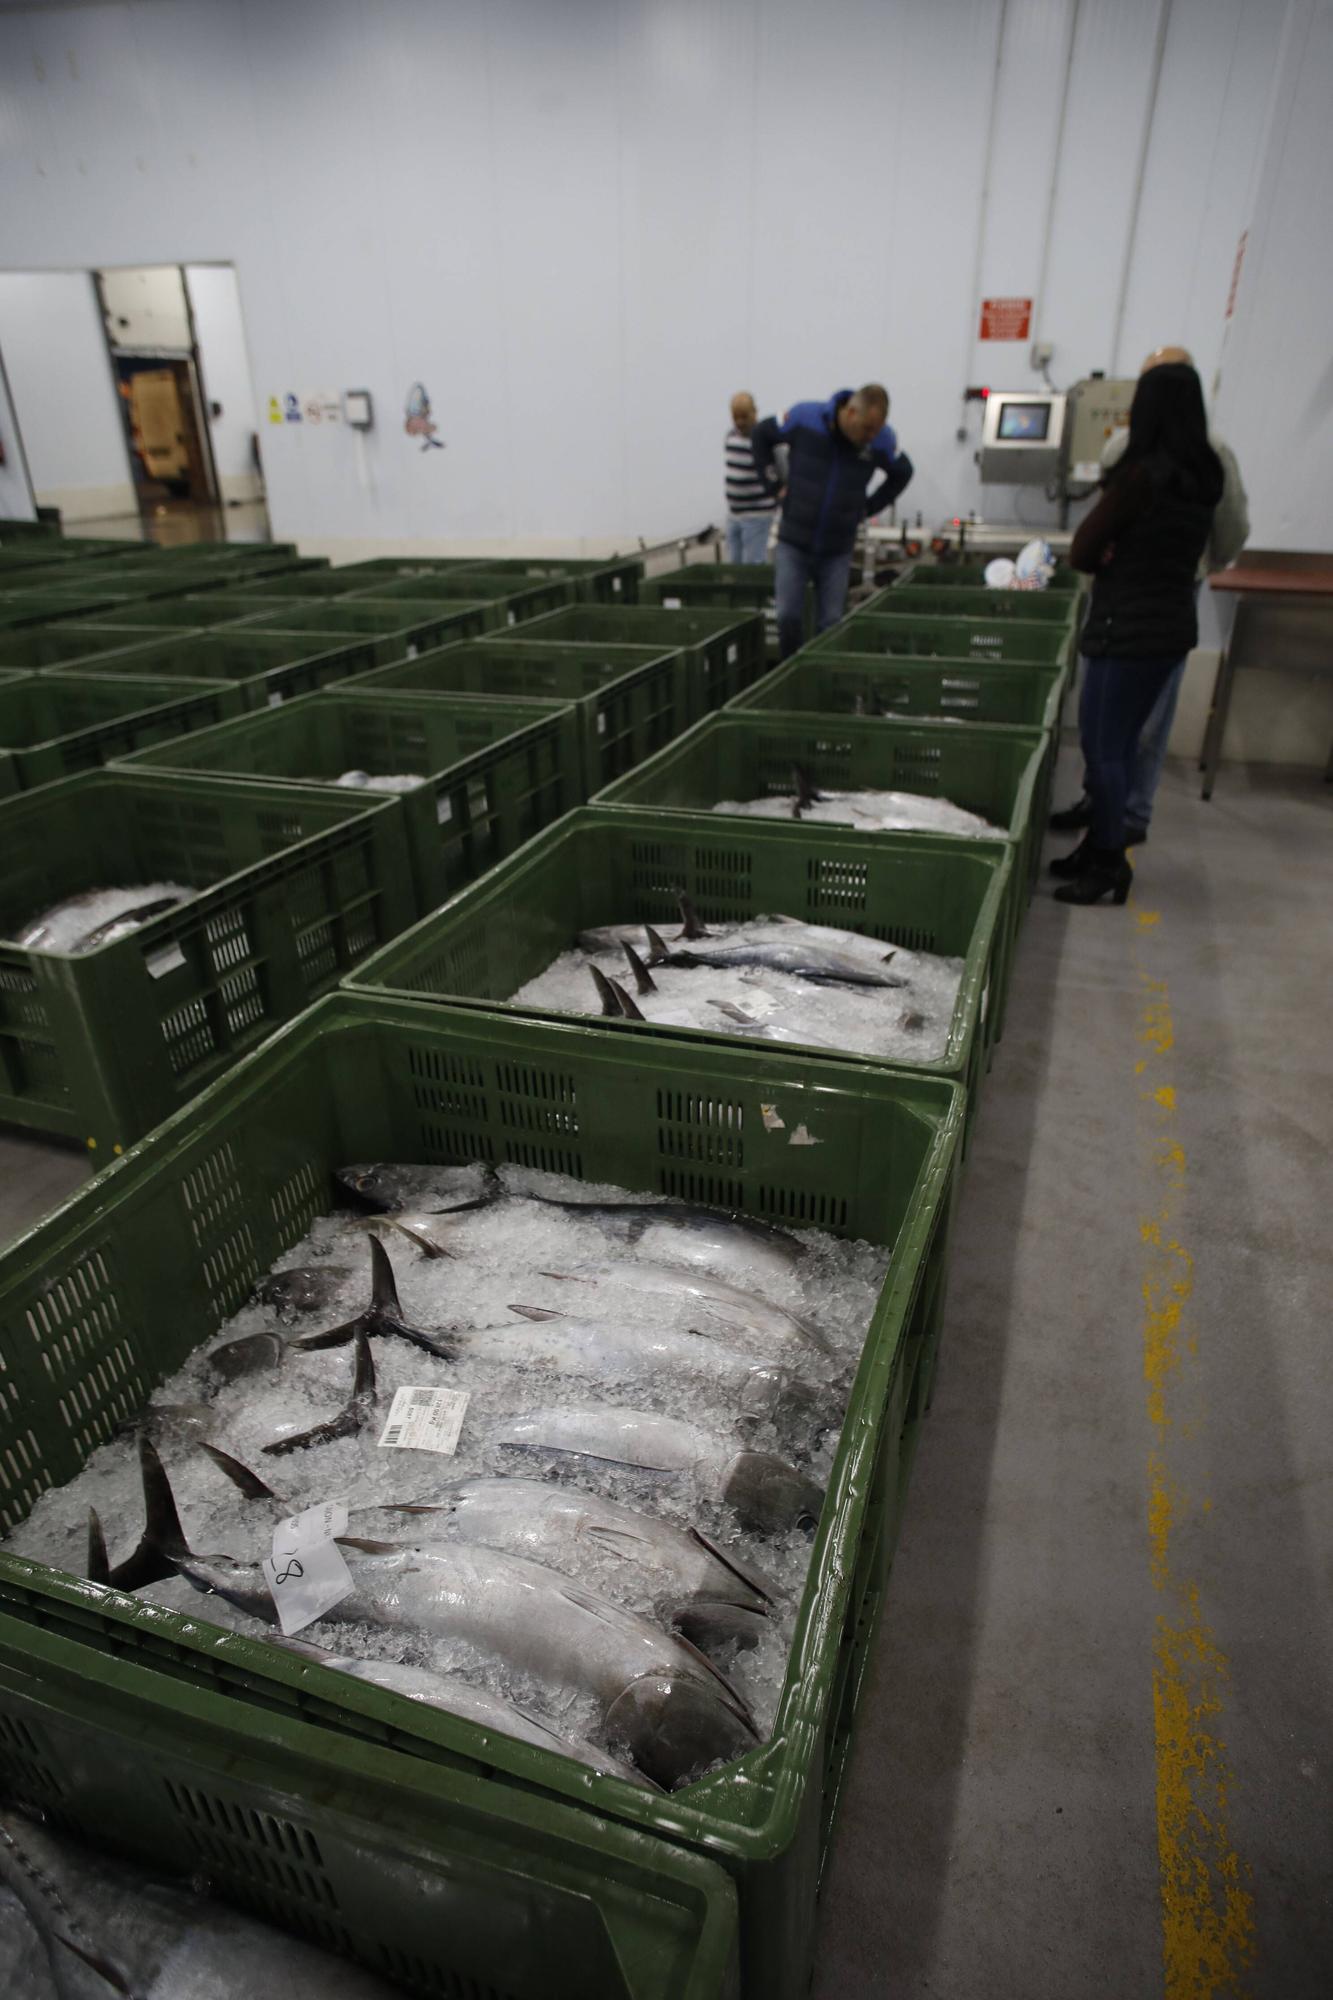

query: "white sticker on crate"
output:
596 712 607 735
663 596 682 609
378 1384 470 1455
727 643 738 665
267 691 285 708
144 943 187 980
436 794 454 825
264 1499 352 1634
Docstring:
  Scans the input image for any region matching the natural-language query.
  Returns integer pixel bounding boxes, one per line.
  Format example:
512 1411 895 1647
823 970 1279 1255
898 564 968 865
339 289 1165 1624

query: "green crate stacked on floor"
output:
340 568 578 626
324 552 646 603
229 594 496 664
75 593 291 633
41 628 380 710
0 986 963 2000
811 608 1074 675
591 710 1044 989
118 687 583 914
344 804 1011 1138
0 770 416 1155
508 603 766 717
640 561 802 661
0 671 246 796
341 637 690 796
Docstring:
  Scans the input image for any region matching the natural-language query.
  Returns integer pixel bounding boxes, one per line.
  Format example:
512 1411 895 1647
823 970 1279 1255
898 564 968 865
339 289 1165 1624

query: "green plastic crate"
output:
0 671 246 794
237 597 495 663
348 569 577 623
0 771 416 1153
0 1613 738 2000
43 629 379 710
330 554 645 603
345 804 1012 1122
731 649 1064 731
592 710 1046 967
508 604 766 718
898 559 1083 592
0 588 135 627
812 611 1072 668
118 688 583 914
344 637 691 795
216 567 384 599
0 987 962 1999
860 583 1079 624
78 595 301 631
0 623 181 672
640 563 802 662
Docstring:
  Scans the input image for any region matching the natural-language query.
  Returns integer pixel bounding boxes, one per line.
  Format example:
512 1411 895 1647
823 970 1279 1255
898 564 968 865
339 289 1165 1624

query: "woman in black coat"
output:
1052 363 1223 905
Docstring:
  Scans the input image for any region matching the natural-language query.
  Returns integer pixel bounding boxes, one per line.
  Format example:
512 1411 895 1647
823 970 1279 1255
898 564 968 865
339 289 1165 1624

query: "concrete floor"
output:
0 750 1328 1995
813 752 1333 1999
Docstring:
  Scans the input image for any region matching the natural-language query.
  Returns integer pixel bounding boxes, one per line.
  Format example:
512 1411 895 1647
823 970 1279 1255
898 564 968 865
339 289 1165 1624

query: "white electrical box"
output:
343 390 373 429
1063 375 1135 486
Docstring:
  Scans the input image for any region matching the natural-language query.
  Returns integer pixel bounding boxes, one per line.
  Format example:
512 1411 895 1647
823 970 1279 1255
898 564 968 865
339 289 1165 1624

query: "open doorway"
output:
96 263 265 541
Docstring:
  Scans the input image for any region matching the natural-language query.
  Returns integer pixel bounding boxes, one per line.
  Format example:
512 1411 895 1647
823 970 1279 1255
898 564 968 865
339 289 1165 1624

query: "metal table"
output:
1202 554 1333 798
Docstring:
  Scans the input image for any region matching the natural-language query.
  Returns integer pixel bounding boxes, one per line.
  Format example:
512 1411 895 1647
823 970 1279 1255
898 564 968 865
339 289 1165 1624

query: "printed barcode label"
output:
377 1383 470 1455
145 943 187 981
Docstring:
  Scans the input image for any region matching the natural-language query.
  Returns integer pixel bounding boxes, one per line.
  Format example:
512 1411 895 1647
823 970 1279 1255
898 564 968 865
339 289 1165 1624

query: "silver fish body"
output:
493 1404 825 1535
181 1540 757 1788
649 936 905 988
274 1638 650 1785
0 1808 402 1998
334 1160 496 1216
529 1259 832 1358
459 1312 822 1436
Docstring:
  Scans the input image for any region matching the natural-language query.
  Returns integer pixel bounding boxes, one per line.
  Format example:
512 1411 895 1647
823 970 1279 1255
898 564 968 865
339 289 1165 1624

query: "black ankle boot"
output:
1049 792 1092 832
1053 847 1132 906
1049 836 1094 880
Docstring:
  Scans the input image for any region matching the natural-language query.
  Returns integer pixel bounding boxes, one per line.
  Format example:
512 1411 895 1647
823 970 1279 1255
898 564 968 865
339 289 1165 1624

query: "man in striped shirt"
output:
724 392 778 564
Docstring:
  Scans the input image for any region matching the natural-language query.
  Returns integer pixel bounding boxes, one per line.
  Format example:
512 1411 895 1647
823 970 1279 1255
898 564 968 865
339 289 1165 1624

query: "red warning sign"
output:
979 296 1033 341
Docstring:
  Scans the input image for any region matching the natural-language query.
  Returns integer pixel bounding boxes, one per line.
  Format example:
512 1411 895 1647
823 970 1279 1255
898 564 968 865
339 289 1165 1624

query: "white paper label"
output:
612 578 623 594
727 642 738 665
436 793 454 825
663 596 682 609
264 1499 353 1634
267 690 284 708
377 1384 470 1455
406 641 419 660
596 711 607 735
144 943 187 981
507 609 518 625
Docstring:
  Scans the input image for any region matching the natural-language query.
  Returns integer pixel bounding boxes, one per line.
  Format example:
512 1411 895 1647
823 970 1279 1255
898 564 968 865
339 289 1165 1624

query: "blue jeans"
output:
1125 655 1188 828
1079 654 1185 850
726 513 774 565
774 541 853 659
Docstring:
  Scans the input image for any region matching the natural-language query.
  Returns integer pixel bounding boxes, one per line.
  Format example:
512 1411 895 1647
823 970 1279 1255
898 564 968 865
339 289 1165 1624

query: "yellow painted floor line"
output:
1132 895 1256 1996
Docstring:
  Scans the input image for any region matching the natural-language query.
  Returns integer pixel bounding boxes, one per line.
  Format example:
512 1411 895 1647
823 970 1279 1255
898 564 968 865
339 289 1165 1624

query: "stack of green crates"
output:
42 628 380 709
318 552 645 602
230 593 496 664
344 804 1012 1136
0 768 416 1154
118 686 583 913
342 636 689 795
0 670 245 796
0 987 964 1998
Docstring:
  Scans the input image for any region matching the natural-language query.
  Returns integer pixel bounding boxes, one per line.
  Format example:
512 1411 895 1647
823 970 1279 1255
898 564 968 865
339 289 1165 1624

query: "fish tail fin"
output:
293 1315 362 1352
139 1434 191 1563
708 999 754 1025
643 924 671 966
620 939 656 994
199 1440 280 1502
86 1508 110 1586
262 1331 379 1458
369 1234 404 1319
687 1525 776 1607
675 891 710 941
792 763 823 807
609 977 645 1021
590 965 620 1016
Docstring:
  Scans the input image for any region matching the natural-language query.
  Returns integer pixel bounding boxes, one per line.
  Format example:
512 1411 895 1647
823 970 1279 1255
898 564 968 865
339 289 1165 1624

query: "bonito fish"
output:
493 1404 825 1535
529 1259 833 1358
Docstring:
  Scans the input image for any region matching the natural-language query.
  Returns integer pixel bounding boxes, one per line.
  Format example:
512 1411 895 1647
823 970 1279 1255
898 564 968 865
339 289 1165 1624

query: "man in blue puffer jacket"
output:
751 385 914 657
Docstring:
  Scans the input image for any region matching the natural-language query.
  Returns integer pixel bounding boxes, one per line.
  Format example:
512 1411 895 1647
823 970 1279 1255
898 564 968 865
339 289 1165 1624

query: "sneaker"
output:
1049 793 1093 832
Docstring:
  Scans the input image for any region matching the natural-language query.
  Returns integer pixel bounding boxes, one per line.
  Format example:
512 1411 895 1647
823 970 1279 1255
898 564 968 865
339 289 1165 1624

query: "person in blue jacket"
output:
751 385 913 657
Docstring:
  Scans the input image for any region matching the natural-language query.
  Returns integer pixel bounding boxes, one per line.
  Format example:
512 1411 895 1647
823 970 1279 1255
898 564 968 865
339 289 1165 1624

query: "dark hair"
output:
1115 362 1223 504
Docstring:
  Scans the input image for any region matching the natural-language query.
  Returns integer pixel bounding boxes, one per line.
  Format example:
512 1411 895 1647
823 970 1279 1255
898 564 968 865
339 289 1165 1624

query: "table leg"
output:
1201 634 1238 800
1199 652 1225 770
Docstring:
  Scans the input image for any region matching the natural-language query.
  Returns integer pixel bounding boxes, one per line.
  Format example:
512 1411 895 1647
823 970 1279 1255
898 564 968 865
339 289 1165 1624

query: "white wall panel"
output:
0 0 1314 550
184 264 261 502
0 272 134 520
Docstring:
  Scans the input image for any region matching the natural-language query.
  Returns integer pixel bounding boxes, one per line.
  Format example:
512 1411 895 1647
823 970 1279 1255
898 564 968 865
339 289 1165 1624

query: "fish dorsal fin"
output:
198 1440 281 1502
139 1434 190 1561
86 1508 110 1585
589 965 620 1016
609 977 645 1021
379 1215 455 1260
643 924 671 966
507 1303 565 1321
620 939 657 993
